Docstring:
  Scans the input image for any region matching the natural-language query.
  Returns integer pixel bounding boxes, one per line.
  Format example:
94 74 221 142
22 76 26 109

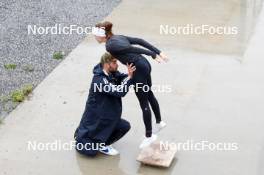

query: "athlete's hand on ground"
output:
159 52 169 62
126 63 136 78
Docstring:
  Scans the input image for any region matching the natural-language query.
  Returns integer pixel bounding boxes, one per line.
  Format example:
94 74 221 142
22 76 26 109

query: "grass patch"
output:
23 65 34 72
53 51 64 60
4 64 17 70
22 84 33 96
10 84 34 103
11 90 25 102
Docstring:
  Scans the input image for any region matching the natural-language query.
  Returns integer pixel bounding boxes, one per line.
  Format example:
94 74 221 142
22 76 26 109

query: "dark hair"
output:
100 52 114 65
95 21 113 39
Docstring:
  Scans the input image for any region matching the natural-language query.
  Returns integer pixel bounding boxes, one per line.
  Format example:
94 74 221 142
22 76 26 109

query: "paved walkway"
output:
1 0 264 174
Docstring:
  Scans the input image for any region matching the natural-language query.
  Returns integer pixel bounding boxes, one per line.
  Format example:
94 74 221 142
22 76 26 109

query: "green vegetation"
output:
23 65 34 72
22 84 33 96
11 90 25 102
53 51 64 60
10 84 33 103
4 64 17 70
0 84 33 122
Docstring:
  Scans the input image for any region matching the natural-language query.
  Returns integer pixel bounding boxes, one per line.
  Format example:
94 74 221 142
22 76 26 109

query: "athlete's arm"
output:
125 36 161 55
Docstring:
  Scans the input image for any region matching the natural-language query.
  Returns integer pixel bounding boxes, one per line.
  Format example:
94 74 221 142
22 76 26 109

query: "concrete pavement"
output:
1 0 264 174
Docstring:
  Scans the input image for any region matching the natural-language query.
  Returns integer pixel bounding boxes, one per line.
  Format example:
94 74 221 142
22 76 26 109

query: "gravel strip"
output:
0 0 121 120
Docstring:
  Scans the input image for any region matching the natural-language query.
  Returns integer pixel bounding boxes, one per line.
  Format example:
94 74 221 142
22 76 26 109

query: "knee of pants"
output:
139 102 151 112
120 119 131 132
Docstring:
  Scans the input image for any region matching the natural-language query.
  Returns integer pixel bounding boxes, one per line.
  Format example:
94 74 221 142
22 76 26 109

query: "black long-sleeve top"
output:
106 35 161 64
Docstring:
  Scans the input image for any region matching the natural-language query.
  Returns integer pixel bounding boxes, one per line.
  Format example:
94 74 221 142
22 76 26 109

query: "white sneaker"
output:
139 134 158 149
99 145 119 156
153 121 167 134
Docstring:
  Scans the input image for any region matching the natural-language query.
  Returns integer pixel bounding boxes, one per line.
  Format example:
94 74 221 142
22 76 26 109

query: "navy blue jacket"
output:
106 35 161 65
75 63 132 143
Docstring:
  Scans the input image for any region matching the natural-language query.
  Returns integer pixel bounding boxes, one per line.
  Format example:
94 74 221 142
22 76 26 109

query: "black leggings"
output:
133 58 162 137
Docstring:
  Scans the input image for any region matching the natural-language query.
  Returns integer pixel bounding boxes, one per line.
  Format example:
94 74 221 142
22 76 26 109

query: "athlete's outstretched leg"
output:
148 90 161 123
135 88 152 137
146 74 162 123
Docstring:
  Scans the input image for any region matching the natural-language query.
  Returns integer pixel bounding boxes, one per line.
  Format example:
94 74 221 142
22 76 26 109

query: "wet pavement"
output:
0 0 264 174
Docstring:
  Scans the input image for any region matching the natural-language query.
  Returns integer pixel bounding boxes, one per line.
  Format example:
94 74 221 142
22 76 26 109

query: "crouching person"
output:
74 52 136 156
